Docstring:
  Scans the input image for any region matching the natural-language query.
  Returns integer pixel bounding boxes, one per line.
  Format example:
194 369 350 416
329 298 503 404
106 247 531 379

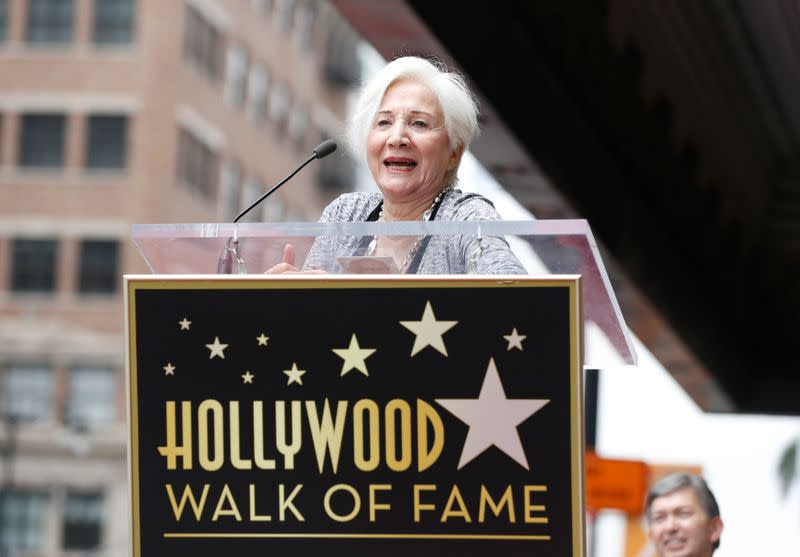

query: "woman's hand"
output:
265 244 300 273
264 244 326 274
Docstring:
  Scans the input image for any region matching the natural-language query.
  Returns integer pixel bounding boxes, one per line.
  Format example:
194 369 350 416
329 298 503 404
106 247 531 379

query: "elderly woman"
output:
272 56 525 274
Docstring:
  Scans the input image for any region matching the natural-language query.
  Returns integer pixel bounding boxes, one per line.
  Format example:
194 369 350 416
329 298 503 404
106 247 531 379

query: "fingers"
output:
264 244 298 274
264 244 327 274
282 244 296 266
264 262 300 274
264 265 328 275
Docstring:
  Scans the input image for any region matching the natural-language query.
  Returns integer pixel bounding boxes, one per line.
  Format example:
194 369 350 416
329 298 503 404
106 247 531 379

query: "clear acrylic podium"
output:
130 219 635 367
126 218 635 557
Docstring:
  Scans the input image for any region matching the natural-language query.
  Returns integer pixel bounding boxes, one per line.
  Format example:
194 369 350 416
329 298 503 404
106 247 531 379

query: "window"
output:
0 491 49 554
78 239 118 294
224 43 249 108
251 0 273 16
241 178 264 223
85 115 128 169
11 238 58 293
218 160 241 220
26 0 74 44
318 138 353 192
19 114 66 168
177 127 218 199
183 4 222 81
288 102 309 152
248 64 270 124
262 193 285 222
0 0 8 42
269 82 290 139
275 0 294 32
2 364 53 421
294 0 316 48
62 491 103 550
93 0 136 45
323 23 361 86
66 367 116 430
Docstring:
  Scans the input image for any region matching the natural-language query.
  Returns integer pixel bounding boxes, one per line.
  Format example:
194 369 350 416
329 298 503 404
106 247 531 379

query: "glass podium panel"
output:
131 219 636 366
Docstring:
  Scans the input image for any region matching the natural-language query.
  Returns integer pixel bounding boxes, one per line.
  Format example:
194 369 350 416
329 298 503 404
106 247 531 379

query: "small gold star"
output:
332 334 376 376
163 362 176 375
256 333 269 346
242 370 255 384
283 363 306 386
400 301 458 356
504 328 527 351
179 318 191 330
205 336 228 359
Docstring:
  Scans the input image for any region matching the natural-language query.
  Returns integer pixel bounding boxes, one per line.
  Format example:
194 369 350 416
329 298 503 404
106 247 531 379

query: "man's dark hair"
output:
644 473 721 551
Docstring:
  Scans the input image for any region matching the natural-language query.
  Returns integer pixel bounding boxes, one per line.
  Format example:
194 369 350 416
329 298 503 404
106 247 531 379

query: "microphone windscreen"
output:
313 139 337 159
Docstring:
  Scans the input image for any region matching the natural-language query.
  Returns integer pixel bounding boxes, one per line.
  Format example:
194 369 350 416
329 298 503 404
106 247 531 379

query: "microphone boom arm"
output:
234 153 314 223
218 140 337 274
233 139 337 223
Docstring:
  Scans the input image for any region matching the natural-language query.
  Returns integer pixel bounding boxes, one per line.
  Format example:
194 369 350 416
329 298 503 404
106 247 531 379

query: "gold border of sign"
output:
125 274 585 557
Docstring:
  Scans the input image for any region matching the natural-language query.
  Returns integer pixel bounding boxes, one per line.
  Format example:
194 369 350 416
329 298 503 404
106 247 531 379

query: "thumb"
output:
282 244 296 266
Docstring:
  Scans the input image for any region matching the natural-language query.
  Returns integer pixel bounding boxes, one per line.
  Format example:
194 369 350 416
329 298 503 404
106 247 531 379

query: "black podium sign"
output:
125 275 585 557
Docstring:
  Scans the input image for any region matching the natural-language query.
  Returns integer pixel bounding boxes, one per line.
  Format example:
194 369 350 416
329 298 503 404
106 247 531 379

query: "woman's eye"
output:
376 119 391 127
412 120 428 127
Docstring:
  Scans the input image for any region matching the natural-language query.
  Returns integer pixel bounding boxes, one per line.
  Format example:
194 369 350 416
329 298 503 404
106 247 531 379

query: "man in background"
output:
644 473 724 557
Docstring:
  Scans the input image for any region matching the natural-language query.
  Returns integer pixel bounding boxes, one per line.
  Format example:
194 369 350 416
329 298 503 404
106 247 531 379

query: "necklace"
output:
367 187 452 272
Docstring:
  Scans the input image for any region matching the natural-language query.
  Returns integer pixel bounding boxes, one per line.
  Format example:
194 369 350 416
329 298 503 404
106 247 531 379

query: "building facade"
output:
0 0 360 555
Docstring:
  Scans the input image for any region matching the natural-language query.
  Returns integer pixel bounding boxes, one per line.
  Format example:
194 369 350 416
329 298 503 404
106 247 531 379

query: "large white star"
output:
205 336 228 359
332 334 376 376
399 301 458 356
436 358 549 470
504 327 527 351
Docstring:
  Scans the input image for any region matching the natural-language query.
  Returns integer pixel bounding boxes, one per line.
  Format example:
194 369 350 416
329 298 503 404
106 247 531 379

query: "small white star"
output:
436 358 549 470
399 301 458 356
256 333 269 346
163 362 176 375
332 334 376 376
283 363 306 386
504 328 527 351
205 336 228 359
179 318 191 330
242 370 255 384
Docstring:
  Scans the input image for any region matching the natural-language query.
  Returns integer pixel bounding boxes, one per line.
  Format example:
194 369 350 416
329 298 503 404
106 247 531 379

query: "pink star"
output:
436 358 549 469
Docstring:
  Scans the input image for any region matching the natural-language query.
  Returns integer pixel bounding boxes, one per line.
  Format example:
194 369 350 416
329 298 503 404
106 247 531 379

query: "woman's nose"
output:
387 122 409 147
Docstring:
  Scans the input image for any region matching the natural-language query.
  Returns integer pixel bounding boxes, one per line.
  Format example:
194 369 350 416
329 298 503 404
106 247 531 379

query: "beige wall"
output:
0 1 359 555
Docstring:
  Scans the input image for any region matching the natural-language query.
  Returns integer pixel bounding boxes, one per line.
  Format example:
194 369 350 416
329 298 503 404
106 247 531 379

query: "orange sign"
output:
585 451 648 514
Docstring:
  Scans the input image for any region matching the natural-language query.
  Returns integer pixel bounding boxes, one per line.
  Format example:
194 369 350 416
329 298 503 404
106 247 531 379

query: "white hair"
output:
347 56 480 164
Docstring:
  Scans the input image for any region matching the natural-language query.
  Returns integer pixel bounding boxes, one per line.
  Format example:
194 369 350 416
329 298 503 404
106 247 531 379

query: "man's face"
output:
647 486 723 557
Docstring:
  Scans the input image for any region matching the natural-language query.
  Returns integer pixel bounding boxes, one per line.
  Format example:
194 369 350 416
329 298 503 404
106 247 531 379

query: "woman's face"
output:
367 79 463 206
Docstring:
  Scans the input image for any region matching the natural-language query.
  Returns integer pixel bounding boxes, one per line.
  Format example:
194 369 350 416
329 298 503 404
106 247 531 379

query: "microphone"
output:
234 139 337 223
217 139 338 273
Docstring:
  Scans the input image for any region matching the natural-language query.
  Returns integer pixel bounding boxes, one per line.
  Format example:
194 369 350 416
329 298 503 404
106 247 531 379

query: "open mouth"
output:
384 158 417 170
662 537 686 551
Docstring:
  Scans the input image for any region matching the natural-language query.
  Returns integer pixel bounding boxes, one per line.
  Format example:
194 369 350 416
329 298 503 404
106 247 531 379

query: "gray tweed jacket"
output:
302 188 526 274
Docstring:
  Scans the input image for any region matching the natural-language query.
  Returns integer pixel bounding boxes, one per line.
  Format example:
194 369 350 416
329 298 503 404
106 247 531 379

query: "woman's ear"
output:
449 143 465 169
